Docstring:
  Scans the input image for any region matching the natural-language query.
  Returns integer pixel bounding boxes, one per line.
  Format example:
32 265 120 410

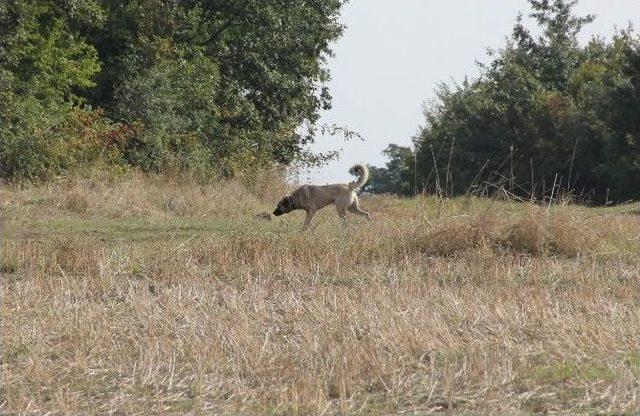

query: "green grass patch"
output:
531 361 614 384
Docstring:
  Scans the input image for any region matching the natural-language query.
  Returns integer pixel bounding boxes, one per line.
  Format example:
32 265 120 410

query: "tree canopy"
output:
0 0 346 180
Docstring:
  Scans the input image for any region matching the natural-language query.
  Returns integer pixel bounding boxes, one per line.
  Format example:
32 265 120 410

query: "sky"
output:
302 0 640 184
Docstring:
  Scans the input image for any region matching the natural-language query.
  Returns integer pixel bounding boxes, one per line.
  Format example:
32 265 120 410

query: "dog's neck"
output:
290 196 301 210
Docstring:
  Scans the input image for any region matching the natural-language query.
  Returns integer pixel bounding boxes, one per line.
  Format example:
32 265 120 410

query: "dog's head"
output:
273 196 295 216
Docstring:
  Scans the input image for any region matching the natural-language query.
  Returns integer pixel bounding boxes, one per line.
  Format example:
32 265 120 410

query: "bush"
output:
0 96 129 181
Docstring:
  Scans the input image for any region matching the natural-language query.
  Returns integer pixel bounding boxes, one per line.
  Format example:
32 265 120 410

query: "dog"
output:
272 164 372 230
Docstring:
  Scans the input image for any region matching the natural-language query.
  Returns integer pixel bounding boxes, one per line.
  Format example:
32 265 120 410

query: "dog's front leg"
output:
302 210 316 230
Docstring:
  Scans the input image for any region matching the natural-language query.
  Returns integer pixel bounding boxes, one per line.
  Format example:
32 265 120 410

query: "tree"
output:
372 0 640 204
0 0 348 180
87 0 346 174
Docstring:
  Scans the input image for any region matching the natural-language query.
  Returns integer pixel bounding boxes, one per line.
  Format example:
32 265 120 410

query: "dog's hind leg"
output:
348 197 372 220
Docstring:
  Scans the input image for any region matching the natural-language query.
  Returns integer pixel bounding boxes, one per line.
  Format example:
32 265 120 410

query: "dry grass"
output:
1 173 640 415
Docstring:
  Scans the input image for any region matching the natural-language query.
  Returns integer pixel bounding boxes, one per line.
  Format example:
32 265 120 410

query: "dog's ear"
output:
283 196 292 209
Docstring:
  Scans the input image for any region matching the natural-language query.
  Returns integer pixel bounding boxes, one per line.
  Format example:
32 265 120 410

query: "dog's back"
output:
272 164 371 229
293 183 351 211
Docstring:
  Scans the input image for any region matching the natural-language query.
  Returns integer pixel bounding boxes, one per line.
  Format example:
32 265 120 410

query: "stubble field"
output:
1 172 640 415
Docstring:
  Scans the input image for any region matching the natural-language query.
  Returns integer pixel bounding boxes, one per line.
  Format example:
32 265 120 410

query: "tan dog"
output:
272 164 372 230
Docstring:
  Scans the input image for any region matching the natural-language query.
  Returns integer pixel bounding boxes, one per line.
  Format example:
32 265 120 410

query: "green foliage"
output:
0 0 105 180
0 94 72 180
0 90 128 180
366 144 415 196
87 0 345 174
0 0 346 181
112 52 221 174
370 0 640 204
0 0 102 102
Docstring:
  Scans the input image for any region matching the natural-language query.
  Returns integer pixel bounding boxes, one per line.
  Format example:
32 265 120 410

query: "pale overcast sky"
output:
302 0 640 184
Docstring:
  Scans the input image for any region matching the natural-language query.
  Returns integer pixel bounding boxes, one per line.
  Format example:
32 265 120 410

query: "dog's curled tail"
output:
348 164 370 190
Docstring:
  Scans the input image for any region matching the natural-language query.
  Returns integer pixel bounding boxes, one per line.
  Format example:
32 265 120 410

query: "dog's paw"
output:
255 212 273 221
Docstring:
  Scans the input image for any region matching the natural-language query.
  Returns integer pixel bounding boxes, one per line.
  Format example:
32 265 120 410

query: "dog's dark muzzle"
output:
273 209 283 216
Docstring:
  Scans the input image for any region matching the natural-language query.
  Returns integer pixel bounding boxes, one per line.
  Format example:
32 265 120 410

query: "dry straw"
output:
1 173 639 414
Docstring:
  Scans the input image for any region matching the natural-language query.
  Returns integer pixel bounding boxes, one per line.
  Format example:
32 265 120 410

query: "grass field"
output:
2 172 640 415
